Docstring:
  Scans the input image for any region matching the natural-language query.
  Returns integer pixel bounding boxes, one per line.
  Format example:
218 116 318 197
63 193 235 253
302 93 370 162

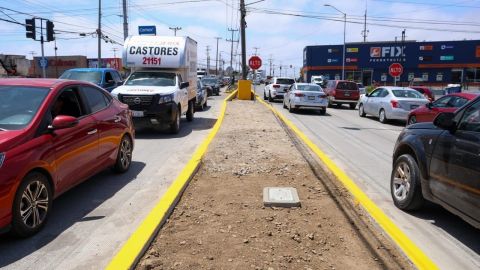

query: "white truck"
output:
112 35 197 134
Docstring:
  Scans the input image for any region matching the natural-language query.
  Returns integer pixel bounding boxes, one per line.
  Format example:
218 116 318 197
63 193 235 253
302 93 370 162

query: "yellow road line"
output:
256 96 438 270
106 91 238 270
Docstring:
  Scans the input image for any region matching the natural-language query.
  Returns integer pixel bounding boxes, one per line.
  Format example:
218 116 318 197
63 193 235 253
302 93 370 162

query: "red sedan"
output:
407 92 479 125
0 79 134 237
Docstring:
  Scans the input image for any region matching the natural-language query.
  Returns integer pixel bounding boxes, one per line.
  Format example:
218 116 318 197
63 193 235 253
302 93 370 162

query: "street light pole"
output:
325 4 346 80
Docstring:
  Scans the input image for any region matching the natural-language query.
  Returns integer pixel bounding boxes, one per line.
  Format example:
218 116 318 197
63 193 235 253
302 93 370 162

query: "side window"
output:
380 89 389 97
105 72 114 83
113 71 122 83
369 88 383 97
458 100 480 132
82 86 109 113
452 97 469 108
51 87 85 119
433 96 452 108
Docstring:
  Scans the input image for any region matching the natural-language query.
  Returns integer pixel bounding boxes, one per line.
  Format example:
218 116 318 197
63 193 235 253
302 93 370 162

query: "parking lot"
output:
254 85 479 270
0 93 225 270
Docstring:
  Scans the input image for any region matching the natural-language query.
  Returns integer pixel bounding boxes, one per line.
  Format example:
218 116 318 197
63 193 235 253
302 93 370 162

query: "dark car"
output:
390 96 480 229
196 80 208 110
202 77 220 96
0 79 134 237
324 80 360 109
407 92 479 125
60 68 124 92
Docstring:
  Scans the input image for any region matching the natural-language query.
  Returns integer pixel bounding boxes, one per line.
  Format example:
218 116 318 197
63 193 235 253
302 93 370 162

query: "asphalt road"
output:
0 93 225 270
254 85 479 270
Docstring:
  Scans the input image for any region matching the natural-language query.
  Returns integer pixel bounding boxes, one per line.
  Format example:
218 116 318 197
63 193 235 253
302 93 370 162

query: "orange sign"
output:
476 46 480 58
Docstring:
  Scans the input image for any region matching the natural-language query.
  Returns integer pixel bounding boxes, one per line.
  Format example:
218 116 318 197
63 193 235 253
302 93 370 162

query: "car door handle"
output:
114 116 121 123
87 129 98 135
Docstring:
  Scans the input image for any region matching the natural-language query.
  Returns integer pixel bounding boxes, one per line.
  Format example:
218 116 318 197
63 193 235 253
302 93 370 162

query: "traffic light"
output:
25 18 36 40
46 20 54 42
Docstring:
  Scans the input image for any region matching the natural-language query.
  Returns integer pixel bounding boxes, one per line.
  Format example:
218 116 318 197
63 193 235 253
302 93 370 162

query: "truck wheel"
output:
349 103 356 110
268 91 273 102
170 105 181 134
11 172 52 237
391 154 424 211
186 101 194 122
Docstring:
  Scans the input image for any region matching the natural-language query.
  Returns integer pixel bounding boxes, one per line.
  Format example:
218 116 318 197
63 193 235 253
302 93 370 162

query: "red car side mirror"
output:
49 115 79 130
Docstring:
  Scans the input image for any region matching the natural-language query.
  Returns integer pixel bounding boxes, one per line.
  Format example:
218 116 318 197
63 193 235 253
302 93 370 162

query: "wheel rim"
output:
120 138 132 169
409 116 416 125
359 105 363 115
20 180 49 229
393 162 411 201
380 110 385 122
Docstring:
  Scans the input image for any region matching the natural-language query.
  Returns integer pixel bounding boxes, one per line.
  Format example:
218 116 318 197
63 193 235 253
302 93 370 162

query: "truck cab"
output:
111 35 197 134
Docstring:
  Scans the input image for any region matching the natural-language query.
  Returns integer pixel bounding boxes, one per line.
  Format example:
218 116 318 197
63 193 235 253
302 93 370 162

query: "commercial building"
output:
32 55 88 78
303 40 480 89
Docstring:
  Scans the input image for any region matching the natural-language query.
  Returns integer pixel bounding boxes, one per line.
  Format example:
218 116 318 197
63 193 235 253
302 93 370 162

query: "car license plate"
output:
410 105 419 110
132 110 144 117
308 96 315 100
344 93 350 97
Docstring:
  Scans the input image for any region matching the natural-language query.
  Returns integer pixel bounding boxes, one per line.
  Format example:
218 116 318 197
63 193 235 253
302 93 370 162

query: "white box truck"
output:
111 35 197 134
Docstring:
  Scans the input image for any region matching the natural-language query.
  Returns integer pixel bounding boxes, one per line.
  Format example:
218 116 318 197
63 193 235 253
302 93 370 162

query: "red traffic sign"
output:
389 63 403 77
248 56 262 70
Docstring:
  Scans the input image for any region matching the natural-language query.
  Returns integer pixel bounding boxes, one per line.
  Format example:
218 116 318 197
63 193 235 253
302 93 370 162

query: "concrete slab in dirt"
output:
263 187 301 207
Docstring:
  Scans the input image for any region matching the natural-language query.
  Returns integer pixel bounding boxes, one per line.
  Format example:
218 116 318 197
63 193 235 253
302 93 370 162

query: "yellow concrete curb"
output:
105 90 238 270
256 96 438 270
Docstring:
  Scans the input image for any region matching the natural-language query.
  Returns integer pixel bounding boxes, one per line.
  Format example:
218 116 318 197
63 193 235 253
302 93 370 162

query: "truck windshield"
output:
60 70 102 84
125 72 176 86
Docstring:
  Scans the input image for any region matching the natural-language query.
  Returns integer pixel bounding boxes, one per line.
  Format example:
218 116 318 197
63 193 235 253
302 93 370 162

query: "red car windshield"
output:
0 86 49 130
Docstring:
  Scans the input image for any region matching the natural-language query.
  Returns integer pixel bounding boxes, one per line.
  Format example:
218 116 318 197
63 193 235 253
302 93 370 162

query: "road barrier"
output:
256 95 438 270
106 90 238 270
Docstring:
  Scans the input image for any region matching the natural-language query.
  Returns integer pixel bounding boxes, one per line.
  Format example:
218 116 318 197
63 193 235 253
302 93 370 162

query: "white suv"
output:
264 77 295 101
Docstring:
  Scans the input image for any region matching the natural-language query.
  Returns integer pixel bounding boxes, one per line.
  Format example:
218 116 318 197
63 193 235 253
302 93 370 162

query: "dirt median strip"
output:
136 100 413 270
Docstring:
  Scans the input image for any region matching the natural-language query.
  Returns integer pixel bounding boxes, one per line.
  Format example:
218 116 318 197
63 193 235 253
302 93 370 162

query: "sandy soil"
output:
136 99 413 270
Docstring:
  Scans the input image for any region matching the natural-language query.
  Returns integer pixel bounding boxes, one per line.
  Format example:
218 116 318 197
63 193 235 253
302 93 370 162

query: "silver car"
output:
283 83 328 115
358 87 429 123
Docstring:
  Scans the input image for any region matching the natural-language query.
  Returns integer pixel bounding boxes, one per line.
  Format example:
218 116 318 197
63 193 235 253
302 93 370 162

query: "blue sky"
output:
1 0 479 73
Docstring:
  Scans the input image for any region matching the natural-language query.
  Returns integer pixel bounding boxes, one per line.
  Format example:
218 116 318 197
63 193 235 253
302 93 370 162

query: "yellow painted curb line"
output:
256 96 438 270
106 90 238 270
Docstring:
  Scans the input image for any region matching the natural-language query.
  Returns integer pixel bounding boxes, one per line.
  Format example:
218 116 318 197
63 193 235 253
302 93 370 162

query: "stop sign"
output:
389 63 403 77
249 56 262 70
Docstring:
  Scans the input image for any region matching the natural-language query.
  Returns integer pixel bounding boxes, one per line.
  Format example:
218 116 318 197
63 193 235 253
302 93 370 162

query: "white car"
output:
264 77 295 101
283 83 328 115
358 86 429 123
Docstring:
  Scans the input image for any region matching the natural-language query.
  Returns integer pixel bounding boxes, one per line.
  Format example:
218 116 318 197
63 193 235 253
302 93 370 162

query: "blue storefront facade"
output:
303 40 480 89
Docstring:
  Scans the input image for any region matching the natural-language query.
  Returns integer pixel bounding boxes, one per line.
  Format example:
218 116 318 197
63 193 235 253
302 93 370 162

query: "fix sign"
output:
389 63 403 77
248 56 262 70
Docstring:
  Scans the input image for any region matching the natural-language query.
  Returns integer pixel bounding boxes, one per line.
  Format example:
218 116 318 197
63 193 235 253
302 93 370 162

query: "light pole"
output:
325 4 346 80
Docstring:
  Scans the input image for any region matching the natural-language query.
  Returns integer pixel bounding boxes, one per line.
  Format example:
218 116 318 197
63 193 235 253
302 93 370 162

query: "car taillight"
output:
391 100 400 108
273 84 280 88
331 90 336 96
319 94 327 98
295 93 304 97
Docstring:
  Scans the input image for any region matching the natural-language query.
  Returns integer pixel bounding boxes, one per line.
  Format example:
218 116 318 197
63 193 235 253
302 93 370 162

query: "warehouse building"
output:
303 40 480 89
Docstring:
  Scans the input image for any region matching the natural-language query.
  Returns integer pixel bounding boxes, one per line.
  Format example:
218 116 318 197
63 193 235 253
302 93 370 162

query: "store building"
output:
303 40 480 89
32 55 87 78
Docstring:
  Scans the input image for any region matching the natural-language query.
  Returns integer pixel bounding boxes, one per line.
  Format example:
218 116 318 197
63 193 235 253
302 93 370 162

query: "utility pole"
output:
122 0 128 40
226 28 238 72
97 0 102 68
29 51 36 77
40 19 46 78
268 55 273 76
169 27 181 36
54 37 58 77
362 1 368 42
206 46 211 73
240 0 247 79
214 37 221 75
112 48 119 58
253 47 259 56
